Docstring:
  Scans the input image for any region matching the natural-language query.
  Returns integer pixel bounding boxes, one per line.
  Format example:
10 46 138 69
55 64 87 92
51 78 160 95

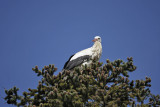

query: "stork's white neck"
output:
91 41 102 60
92 41 101 48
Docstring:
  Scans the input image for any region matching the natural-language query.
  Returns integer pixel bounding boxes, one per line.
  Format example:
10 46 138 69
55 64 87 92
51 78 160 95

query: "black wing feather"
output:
63 54 74 69
63 55 91 70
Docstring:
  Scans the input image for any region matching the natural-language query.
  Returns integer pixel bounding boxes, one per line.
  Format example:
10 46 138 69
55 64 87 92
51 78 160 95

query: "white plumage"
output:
70 47 92 61
63 36 102 70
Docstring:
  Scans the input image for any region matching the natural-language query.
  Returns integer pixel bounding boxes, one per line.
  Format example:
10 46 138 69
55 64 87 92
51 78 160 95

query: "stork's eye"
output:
98 38 100 39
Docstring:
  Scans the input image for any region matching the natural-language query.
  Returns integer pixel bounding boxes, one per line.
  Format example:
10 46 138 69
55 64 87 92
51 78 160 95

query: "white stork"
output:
63 36 102 70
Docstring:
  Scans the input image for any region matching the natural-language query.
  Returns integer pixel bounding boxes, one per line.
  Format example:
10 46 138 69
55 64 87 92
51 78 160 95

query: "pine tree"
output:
4 57 160 107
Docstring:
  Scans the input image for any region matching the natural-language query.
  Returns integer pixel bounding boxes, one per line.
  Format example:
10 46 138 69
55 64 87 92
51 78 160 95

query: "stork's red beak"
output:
92 39 97 42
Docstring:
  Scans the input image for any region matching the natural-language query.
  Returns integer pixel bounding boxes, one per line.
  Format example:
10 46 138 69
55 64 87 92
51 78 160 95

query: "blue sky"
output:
0 0 160 106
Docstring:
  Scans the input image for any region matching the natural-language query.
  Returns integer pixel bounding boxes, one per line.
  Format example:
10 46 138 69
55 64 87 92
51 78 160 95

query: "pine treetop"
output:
4 57 160 107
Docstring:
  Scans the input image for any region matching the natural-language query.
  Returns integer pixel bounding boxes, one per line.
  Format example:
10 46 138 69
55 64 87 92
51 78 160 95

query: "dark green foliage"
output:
4 57 160 107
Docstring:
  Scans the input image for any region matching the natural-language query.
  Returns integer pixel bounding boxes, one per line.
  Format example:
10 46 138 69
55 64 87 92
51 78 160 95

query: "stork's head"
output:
92 36 101 43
